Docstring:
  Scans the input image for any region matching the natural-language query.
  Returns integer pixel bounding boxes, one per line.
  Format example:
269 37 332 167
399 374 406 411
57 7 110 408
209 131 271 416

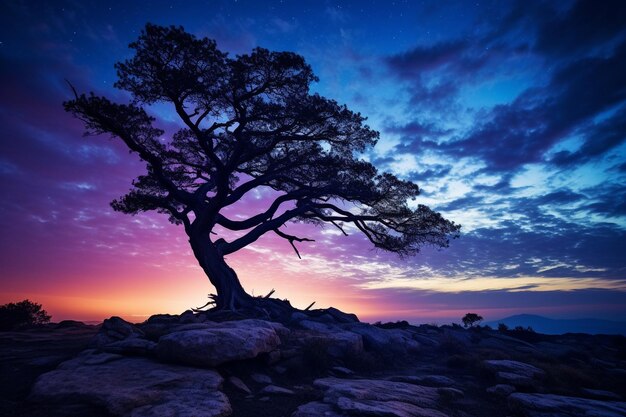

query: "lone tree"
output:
65 24 460 317
462 313 483 328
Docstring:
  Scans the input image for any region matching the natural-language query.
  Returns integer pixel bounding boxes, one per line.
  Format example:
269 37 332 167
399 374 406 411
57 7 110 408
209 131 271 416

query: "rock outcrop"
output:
30 350 230 416
293 377 449 417
509 392 626 417
156 319 282 367
3 311 623 417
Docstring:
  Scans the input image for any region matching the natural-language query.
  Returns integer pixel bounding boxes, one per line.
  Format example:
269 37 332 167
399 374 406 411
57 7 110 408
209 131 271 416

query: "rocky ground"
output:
1 309 626 417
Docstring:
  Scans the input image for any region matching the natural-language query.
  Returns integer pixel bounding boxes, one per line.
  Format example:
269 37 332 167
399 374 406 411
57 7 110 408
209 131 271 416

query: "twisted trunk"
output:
188 231 252 310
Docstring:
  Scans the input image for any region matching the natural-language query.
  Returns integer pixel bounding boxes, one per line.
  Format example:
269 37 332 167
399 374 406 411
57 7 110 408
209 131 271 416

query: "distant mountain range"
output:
484 314 626 336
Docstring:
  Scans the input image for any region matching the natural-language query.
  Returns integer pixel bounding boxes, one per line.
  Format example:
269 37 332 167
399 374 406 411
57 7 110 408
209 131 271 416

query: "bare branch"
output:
330 220 349 236
274 228 315 259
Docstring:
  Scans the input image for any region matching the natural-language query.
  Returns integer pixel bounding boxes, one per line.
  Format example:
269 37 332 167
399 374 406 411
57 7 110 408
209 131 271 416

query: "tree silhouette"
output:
462 313 483 328
65 24 460 316
0 300 51 330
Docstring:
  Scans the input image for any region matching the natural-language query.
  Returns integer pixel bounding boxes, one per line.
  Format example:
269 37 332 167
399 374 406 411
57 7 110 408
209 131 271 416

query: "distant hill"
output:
484 314 626 335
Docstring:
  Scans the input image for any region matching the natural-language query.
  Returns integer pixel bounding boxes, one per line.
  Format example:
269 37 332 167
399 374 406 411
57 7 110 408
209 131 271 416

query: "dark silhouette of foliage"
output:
462 313 483 328
0 300 51 330
64 24 460 314
498 322 509 332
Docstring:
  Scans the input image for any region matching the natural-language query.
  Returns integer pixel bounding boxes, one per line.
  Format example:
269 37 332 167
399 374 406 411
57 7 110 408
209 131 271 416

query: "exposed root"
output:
196 294 359 325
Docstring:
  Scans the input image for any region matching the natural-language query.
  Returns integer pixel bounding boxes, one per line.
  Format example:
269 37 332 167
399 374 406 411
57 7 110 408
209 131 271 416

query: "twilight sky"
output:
1 0 625 323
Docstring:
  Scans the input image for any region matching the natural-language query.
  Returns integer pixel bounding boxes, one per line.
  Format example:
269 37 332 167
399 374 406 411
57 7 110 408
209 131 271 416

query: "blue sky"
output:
1 0 625 322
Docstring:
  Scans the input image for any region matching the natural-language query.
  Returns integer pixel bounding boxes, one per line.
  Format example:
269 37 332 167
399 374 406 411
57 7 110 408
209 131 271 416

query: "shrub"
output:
509 325 541 343
498 323 509 332
0 299 51 330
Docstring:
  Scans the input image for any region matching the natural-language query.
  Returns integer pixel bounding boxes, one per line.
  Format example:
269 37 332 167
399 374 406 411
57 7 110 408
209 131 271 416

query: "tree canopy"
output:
0 300 51 331
64 24 460 312
462 313 484 328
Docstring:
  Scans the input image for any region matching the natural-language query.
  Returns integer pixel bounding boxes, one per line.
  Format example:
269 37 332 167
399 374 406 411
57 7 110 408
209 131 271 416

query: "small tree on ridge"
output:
462 313 483 328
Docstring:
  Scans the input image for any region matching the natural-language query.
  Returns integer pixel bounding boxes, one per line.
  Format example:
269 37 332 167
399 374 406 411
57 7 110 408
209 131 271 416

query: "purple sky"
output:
1 0 625 323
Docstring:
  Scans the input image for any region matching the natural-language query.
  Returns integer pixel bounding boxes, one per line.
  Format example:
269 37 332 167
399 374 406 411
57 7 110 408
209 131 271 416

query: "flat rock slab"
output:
157 319 281 367
315 378 441 408
336 397 448 417
509 393 626 417
294 329 364 358
259 384 295 395
389 375 455 387
342 323 420 354
29 350 231 417
496 371 534 387
486 384 515 397
483 360 545 378
292 401 344 417
293 377 449 417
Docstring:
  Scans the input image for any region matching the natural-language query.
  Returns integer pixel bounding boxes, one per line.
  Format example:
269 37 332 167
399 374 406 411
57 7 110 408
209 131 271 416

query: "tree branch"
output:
274 227 314 259
221 205 308 255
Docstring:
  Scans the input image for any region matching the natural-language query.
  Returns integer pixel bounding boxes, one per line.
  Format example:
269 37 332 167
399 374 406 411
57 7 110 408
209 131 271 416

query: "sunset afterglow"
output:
1 0 625 324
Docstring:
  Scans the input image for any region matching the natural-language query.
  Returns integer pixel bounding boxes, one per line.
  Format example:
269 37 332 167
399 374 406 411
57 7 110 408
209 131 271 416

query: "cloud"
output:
552 105 626 166
386 41 469 77
535 0 626 58
436 40 626 171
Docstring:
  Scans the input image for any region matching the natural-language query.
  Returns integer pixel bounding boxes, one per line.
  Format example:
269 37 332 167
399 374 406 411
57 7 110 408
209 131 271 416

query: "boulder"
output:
179 309 200 324
295 377 449 417
315 377 441 409
331 366 355 377
259 385 295 395
437 387 464 401
293 323 364 358
581 388 621 400
291 401 343 417
30 350 230 416
486 384 515 397
322 307 360 324
144 313 180 325
251 373 273 384
496 371 534 387
102 337 157 355
483 360 545 378
389 375 455 387
290 311 309 323
227 376 252 395
336 397 448 417
299 320 335 332
343 323 420 354
508 393 626 417
91 316 144 348
156 319 281 367
55 320 89 329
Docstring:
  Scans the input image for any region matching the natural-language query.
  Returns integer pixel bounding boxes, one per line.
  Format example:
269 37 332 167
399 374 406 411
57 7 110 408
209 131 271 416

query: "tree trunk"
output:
188 232 252 310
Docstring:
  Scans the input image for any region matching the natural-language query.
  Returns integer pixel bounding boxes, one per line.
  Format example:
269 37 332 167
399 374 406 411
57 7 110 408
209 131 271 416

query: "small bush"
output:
508 326 541 342
0 299 51 330
498 323 509 332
